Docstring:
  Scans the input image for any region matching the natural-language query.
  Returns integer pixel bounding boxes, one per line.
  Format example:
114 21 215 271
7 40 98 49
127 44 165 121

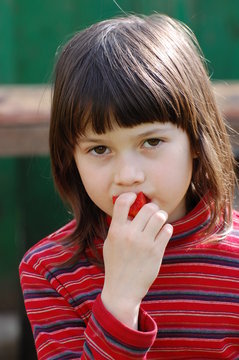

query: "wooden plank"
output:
0 83 238 156
0 125 49 156
0 85 50 125
0 0 15 83
0 85 50 156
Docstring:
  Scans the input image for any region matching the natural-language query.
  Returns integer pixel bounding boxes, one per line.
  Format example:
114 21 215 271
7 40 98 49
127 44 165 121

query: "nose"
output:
114 155 145 186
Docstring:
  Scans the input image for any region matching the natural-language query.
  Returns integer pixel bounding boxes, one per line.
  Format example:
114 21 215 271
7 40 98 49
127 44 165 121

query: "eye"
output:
143 138 162 148
90 145 109 155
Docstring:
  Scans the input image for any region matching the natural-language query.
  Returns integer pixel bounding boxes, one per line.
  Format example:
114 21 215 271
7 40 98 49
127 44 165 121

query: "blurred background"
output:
0 0 238 359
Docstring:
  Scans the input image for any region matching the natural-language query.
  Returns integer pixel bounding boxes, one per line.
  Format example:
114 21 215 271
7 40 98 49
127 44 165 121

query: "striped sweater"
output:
19 199 239 359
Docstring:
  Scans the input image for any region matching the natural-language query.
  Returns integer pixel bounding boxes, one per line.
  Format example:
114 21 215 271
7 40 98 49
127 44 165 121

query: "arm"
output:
19 253 157 359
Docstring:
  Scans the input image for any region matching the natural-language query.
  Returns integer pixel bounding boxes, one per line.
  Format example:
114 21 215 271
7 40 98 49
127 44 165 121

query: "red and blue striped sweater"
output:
19 199 239 359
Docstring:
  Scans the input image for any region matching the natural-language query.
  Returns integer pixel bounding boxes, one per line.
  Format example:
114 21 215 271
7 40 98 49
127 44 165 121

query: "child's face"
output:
74 121 195 223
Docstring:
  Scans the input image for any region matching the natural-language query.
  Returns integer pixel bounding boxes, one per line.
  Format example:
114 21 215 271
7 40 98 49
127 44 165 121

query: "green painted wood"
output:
0 0 238 83
12 0 143 83
0 0 16 83
192 0 239 79
0 159 18 277
137 0 239 79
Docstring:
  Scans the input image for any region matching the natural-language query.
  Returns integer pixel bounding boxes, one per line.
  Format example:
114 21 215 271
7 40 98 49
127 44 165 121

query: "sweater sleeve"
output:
19 258 157 360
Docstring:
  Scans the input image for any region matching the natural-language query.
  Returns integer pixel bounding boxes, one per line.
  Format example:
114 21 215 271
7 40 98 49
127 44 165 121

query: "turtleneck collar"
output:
171 196 211 240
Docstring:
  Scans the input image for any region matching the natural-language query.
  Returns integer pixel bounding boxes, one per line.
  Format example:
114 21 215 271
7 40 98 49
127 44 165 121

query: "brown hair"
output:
49 14 236 265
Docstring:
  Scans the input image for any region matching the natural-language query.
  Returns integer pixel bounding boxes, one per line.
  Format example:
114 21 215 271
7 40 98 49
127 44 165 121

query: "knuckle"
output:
145 203 159 212
155 210 168 223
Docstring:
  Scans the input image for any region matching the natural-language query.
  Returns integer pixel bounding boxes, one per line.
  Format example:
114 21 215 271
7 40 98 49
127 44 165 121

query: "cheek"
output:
75 161 110 209
153 152 193 193
74 160 96 196
173 152 193 184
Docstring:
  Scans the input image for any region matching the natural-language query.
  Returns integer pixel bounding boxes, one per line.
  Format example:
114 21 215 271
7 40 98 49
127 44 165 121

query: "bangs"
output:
74 57 181 136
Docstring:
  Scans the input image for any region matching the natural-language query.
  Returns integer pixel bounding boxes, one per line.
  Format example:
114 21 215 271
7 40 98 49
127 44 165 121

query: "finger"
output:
155 223 173 252
142 209 168 238
112 192 137 224
132 202 161 231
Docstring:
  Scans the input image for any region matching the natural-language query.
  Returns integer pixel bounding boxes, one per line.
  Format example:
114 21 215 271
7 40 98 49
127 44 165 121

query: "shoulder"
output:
19 220 104 313
196 210 239 255
19 219 78 275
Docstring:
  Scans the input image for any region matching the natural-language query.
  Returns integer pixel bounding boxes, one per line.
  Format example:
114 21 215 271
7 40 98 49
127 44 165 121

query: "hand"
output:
101 192 173 329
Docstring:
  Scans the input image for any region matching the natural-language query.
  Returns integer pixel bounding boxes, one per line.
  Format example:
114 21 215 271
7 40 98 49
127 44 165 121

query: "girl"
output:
19 14 239 359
